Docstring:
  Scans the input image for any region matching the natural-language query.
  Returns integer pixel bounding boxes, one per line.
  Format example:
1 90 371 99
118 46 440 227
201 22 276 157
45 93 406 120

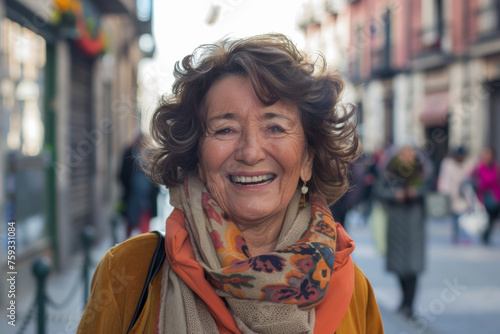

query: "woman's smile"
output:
229 173 276 186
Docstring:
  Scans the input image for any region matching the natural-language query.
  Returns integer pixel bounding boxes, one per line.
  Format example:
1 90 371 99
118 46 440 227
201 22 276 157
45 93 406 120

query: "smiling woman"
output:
78 34 384 334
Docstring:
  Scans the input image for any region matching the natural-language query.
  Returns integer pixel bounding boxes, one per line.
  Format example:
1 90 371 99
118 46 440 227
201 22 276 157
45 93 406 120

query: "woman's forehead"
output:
203 76 299 119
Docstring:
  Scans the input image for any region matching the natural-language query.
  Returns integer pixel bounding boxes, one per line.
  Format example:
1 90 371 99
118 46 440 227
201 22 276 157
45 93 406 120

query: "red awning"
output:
419 92 449 126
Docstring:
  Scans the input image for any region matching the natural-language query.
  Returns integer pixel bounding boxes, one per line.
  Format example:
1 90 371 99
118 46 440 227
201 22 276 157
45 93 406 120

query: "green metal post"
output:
43 43 58 270
33 257 51 334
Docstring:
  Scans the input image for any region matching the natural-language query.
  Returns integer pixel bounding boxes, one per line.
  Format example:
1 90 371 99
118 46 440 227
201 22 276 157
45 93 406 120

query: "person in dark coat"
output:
376 145 430 318
119 133 158 238
330 157 369 227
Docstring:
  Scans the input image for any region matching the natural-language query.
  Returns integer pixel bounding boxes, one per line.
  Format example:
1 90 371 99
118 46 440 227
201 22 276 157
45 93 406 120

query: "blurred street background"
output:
1 0 500 333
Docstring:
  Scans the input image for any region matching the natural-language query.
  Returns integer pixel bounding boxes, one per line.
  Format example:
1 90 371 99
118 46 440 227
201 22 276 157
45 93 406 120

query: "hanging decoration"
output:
52 0 108 58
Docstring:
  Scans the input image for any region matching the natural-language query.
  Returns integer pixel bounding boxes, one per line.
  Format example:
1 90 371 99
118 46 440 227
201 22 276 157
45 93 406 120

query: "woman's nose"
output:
235 127 266 165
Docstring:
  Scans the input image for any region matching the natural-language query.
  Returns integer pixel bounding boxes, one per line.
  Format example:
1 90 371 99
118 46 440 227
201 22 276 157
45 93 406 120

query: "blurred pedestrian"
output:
118 133 158 238
437 146 475 244
376 145 429 319
360 153 379 219
329 191 350 227
329 159 366 227
472 146 500 245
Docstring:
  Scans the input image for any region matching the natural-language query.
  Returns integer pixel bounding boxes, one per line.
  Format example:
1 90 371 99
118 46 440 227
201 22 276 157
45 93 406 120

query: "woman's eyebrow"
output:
262 112 293 121
207 112 293 122
207 112 236 122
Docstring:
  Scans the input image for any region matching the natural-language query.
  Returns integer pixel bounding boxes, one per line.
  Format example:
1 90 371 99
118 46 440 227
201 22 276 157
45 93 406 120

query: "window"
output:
421 0 444 50
1 19 49 252
477 0 500 36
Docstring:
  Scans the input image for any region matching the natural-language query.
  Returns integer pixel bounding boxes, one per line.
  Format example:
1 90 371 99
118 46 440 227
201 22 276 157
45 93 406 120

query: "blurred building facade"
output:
300 0 500 176
0 0 154 286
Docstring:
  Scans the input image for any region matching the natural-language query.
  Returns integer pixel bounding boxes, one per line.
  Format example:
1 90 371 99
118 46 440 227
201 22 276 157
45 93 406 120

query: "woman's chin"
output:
227 202 284 225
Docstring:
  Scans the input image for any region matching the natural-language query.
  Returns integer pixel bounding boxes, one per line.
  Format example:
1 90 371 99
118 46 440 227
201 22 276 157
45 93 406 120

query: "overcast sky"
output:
150 1 307 87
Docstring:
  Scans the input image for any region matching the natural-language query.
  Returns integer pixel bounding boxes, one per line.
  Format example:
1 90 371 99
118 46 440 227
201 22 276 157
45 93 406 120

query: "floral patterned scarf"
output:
167 174 337 333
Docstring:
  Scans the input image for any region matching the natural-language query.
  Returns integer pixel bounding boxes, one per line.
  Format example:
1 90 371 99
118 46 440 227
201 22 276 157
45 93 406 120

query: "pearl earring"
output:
301 180 309 195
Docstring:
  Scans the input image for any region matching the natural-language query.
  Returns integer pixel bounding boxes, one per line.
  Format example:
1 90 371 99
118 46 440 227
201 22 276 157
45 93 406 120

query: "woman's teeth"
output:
231 174 275 185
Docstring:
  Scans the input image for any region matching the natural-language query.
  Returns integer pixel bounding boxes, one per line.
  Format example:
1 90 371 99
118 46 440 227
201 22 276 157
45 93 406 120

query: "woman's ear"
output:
300 148 314 182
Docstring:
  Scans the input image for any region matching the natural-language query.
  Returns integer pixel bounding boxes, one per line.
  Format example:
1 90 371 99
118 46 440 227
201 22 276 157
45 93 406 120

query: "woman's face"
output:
197 75 313 227
399 146 416 164
482 148 494 164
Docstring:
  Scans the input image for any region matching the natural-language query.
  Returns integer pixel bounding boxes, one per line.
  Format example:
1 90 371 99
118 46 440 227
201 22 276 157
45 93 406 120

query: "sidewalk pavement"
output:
348 215 500 334
1 234 115 334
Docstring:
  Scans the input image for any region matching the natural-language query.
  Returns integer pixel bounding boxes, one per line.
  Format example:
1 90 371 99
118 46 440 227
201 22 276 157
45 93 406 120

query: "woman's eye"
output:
215 128 233 135
269 125 285 133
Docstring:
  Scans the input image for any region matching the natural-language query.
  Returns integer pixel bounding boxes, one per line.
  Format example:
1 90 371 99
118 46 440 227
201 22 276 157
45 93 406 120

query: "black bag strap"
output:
126 230 166 334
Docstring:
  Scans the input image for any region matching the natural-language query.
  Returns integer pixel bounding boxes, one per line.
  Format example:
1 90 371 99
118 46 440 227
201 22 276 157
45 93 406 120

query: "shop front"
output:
1 17 56 258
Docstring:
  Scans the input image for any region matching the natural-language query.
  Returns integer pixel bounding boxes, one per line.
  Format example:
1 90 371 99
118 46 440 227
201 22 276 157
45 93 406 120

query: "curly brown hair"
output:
145 33 361 205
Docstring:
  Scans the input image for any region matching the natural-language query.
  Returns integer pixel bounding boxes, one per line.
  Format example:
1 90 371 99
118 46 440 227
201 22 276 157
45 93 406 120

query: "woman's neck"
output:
235 219 283 256
482 160 494 168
